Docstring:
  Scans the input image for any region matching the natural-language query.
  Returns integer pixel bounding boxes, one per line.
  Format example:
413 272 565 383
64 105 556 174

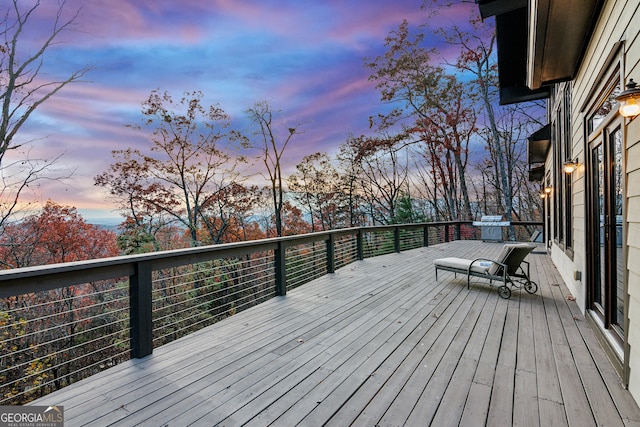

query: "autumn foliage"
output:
0 201 119 268
0 202 125 404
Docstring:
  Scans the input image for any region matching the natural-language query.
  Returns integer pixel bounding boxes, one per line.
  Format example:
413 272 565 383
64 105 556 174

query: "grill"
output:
472 215 509 242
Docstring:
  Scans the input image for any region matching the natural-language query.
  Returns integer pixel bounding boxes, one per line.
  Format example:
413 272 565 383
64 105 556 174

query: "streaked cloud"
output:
12 0 479 222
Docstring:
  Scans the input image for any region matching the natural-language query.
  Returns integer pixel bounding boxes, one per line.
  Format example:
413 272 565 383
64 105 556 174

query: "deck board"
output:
31 241 640 426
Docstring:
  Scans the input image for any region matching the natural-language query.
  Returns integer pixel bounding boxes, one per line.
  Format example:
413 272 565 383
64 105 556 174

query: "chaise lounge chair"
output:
433 243 538 299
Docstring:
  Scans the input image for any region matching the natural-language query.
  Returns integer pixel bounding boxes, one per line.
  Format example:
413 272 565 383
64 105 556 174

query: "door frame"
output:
585 109 627 378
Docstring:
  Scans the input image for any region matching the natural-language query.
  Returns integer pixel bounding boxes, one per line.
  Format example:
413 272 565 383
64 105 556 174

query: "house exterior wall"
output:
628 115 640 400
549 0 640 402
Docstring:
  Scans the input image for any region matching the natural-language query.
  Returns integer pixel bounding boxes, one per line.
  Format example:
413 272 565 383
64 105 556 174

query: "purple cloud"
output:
13 0 479 221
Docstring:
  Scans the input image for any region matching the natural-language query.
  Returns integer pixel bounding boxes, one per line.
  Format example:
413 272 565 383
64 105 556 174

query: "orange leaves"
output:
0 201 119 268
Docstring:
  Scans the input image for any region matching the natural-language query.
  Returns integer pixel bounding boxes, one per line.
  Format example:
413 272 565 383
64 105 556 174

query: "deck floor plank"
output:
375 289 481 426
298 284 472 425
154 258 433 426
426 291 496 427
375 291 488 426
486 296 521 426
342 284 468 427
313 279 459 426
547 273 626 427
29 241 640 427
513 290 540 427
175 250 447 426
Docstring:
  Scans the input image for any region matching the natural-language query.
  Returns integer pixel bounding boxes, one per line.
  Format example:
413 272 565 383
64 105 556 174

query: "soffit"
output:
527 0 604 89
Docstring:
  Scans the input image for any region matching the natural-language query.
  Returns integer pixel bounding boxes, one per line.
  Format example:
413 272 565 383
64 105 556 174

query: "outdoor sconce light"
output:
615 78 640 118
544 186 552 194
540 192 546 199
563 159 578 174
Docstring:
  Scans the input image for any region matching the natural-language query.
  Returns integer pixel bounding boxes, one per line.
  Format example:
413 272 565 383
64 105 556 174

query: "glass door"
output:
588 121 625 338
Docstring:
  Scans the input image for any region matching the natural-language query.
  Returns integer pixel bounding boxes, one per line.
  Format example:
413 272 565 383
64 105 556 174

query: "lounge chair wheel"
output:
524 281 538 294
498 285 511 299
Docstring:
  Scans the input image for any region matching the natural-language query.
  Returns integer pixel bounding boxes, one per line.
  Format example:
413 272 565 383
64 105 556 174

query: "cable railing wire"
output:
1 312 129 369
149 256 275 346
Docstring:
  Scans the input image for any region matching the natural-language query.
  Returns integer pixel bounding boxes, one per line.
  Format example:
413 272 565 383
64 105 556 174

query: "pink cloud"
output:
8 0 488 224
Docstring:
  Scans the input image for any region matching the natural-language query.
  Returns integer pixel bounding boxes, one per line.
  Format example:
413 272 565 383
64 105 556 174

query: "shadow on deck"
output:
33 241 640 426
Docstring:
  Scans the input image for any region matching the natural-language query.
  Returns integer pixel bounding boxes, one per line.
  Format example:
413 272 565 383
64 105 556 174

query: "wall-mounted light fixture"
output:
544 186 552 194
540 192 547 199
563 159 579 174
615 78 640 118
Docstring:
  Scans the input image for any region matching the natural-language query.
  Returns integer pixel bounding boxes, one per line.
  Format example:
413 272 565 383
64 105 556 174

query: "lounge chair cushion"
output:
433 257 492 274
487 243 534 275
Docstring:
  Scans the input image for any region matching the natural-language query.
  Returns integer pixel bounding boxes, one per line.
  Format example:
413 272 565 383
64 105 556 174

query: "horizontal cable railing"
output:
334 234 358 270
1 278 131 404
0 220 541 404
286 241 328 290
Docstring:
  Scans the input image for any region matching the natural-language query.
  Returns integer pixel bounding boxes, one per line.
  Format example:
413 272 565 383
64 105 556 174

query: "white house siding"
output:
626 113 640 399
559 0 640 402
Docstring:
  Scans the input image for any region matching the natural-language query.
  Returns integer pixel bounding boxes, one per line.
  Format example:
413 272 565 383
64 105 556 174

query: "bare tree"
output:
366 20 475 221
429 8 545 226
245 101 300 237
0 0 90 226
343 133 410 225
96 90 247 246
412 1 545 227
336 137 368 227
288 152 345 231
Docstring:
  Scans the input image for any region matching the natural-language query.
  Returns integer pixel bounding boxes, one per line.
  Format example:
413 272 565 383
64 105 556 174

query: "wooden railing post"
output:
327 233 335 273
130 261 153 359
357 230 364 260
275 241 287 296
423 225 429 247
394 226 401 253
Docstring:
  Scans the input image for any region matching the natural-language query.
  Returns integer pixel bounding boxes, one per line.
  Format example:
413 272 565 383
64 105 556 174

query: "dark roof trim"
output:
480 0 604 101
528 165 545 182
495 7 551 105
501 86 551 106
477 0 527 19
528 124 551 165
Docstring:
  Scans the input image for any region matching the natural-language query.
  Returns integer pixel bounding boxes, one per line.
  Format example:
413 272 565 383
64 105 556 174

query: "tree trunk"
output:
479 81 516 240
453 151 473 220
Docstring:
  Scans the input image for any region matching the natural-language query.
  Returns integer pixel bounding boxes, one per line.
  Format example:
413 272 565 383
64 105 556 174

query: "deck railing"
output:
0 220 541 404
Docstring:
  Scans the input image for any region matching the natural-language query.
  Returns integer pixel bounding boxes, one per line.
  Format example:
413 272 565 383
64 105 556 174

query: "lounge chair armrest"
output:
469 258 507 282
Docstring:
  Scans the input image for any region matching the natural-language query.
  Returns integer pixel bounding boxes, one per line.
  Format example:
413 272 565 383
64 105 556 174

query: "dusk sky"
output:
14 0 478 224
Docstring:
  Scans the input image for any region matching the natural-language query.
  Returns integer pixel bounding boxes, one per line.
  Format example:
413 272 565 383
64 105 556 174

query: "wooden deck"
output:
33 241 640 426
